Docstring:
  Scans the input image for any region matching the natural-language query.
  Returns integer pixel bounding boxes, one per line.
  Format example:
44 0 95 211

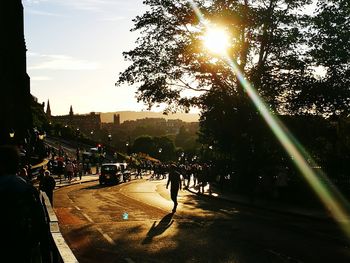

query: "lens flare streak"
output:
188 0 350 237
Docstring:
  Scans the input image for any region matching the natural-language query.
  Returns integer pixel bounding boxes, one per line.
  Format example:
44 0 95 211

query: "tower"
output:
46 99 51 118
69 105 74 116
113 114 120 126
0 0 32 145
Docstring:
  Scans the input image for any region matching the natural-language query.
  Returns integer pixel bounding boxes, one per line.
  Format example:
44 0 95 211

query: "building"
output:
101 114 120 132
0 0 32 145
48 104 102 134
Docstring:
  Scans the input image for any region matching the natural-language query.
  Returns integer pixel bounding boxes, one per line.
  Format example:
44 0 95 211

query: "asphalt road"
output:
54 178 350 263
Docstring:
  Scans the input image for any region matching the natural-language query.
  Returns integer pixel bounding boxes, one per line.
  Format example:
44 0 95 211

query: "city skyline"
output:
23 0 153 116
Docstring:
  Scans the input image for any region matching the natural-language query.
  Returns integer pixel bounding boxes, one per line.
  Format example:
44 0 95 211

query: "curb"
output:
54 176 99 189
54 178 99 189
186 187 332 222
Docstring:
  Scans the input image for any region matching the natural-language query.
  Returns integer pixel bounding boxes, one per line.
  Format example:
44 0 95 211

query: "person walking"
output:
65 160 74 182
166 164 182 213
39 170 56 205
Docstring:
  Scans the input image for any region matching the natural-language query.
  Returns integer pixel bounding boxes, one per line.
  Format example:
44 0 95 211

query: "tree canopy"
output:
117 0 350 177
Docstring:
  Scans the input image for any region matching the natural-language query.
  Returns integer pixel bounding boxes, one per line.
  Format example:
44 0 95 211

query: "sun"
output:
203 26 230 55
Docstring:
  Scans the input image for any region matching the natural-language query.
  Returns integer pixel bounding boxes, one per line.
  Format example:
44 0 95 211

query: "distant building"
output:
122 118 167 130
101 114 120 132
0 0 32 145
49 105 101 133
114 114 120 126
120 117 193 134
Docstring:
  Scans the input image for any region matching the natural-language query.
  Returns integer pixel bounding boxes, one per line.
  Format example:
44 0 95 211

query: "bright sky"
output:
23 0 148 116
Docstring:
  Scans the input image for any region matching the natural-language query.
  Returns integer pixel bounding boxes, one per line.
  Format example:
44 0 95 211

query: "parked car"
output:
99 163 129 185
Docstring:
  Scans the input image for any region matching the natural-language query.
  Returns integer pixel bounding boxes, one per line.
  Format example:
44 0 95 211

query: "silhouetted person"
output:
18 167 30 183
39 170 56 205
0 145 47 262
166 164 182 213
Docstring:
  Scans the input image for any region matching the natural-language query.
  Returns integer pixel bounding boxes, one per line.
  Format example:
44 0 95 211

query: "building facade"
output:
47 104 102 133
0 0 32 145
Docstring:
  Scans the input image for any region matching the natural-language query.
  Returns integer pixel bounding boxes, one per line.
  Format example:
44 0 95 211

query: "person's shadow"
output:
142 213 174 244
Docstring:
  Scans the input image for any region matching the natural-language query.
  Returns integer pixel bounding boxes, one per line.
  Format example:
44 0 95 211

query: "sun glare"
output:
203 27 230 55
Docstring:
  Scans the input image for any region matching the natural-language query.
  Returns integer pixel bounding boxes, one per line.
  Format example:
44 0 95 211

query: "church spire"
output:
69 105 74 116
46 99 51 118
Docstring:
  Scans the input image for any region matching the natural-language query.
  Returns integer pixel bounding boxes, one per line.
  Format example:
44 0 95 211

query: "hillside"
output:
101 111 199 123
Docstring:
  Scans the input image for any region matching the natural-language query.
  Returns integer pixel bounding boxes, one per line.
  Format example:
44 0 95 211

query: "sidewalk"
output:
34 166 100 189
52 173 99 189
186 183 333 221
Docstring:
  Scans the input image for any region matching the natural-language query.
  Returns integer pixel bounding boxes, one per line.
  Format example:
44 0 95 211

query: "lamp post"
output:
90 130 94 143
126 141 130 155
158 148 163 161
75 128 80 151
9 131 15 139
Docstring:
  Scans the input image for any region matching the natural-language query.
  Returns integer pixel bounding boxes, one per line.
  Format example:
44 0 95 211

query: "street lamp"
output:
76 128 80 149
9 130 15 139
126 141 130 155
90 130 94 141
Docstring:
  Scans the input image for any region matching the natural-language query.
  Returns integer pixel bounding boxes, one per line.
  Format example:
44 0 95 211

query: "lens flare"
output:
203 27 230 54
188 0 350 237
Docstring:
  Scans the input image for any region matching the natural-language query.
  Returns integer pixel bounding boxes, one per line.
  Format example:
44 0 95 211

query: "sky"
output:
23 0 149 116
22 0 317 117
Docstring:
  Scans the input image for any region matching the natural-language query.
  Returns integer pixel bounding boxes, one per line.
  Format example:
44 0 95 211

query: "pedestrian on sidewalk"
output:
166 164 182 213
65 160 74 182
39 170 56 205
78 162 83 180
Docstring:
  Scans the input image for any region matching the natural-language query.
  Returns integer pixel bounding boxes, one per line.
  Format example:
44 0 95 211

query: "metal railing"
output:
40 191 79 263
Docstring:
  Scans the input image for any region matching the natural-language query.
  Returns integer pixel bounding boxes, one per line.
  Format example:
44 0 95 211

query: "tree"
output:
132 135 156 156
289 0 350 117
118 0 348 190
154 136 176 161
118 0 315 112
131 135 176 161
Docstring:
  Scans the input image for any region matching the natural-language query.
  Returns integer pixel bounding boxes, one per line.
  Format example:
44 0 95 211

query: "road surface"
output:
54 178 350 263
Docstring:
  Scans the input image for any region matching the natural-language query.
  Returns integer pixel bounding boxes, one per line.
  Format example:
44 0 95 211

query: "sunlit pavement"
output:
52 172 336 221
54 176 350 263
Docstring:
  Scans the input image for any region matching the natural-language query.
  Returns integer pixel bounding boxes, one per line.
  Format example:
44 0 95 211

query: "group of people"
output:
145 162 214 193
142 162 214 213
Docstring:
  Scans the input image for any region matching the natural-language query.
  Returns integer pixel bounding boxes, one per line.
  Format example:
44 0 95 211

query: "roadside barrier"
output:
40 191 79 263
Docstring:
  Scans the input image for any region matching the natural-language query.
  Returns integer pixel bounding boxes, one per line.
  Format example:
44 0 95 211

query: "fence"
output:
40 191 79 263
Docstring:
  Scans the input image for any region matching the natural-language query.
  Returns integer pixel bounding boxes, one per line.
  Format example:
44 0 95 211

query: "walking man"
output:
39 170 56 205
166 164 182 213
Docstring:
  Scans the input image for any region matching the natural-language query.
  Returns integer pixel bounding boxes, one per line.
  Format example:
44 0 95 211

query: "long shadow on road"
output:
142 213 174 244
